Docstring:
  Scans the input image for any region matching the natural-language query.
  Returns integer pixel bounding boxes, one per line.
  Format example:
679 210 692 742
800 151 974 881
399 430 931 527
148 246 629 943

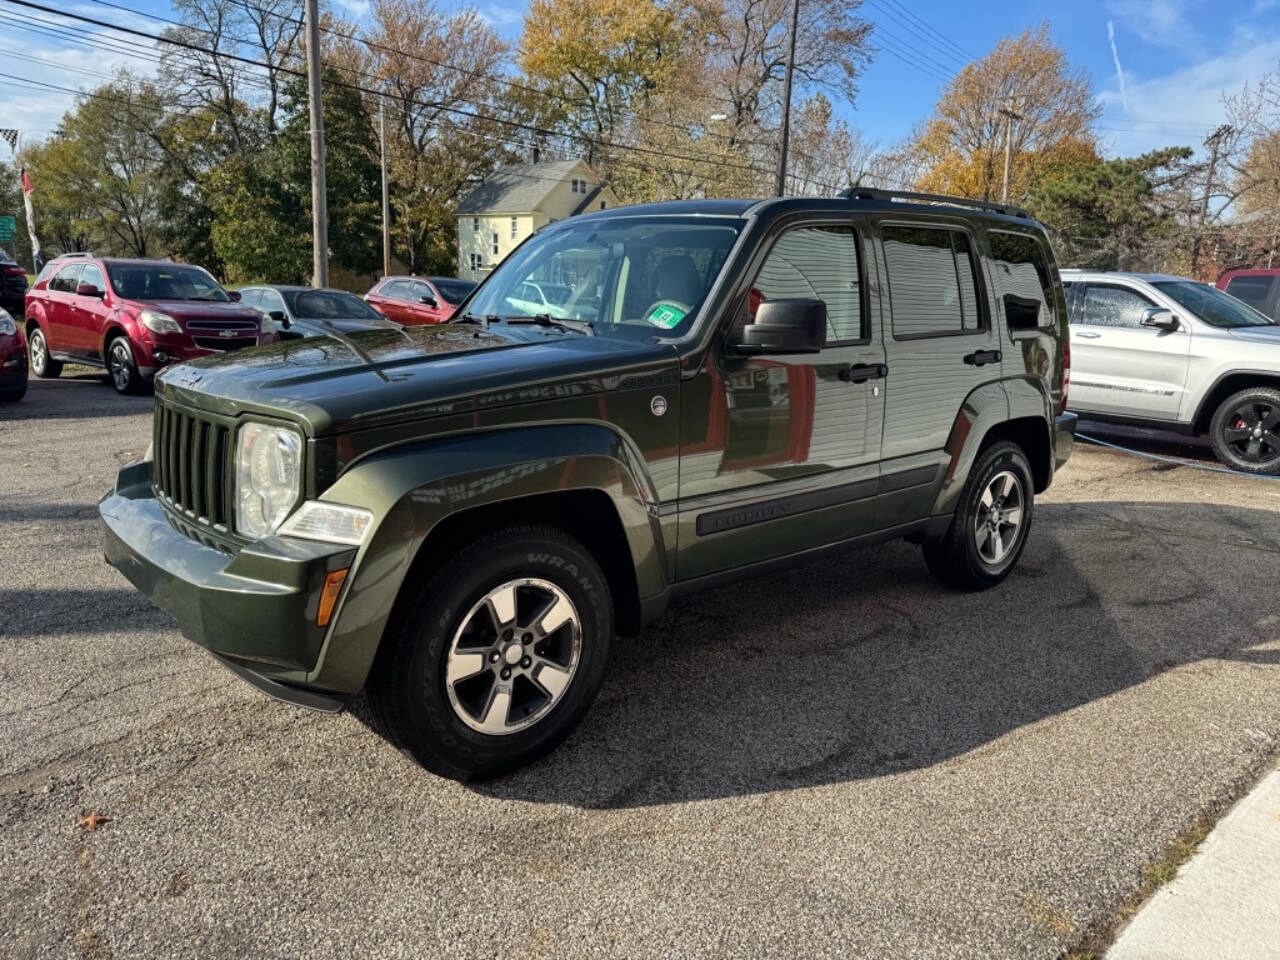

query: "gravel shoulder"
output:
3 379 1279 959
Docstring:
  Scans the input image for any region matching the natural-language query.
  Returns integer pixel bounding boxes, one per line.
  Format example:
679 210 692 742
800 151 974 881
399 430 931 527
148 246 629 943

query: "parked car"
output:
239 285 400 339
100 189 1074 780
504 279 575 319
0 306 27 401
1062 270 1280 474
0 248 28 317
365 275 475 324
1217 268 1280 320
24 255 268 394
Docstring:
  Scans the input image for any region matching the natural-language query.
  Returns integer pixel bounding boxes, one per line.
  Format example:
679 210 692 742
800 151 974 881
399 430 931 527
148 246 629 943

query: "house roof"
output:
456 159 587 215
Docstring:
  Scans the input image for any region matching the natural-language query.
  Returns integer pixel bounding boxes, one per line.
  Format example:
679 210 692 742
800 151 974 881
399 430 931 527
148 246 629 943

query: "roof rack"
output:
838 187 1033 220
58 251 97 258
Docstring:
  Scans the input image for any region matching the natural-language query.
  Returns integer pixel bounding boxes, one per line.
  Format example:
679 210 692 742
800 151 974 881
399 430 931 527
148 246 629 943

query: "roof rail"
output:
838 187 1033 220
58 251 96 258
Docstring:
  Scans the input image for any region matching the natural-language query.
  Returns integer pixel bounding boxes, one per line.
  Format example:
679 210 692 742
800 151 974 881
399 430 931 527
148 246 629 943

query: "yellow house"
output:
455 158 618 282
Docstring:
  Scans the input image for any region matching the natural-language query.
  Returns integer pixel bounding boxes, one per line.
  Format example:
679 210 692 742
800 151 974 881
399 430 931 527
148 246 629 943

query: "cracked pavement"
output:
3 375 1280 959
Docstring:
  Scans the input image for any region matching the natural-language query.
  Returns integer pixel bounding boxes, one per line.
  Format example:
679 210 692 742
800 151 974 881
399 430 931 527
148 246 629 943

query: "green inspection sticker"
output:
646 302 686 329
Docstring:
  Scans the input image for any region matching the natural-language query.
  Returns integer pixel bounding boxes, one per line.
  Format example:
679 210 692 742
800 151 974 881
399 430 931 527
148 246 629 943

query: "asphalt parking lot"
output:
3 374 1280 960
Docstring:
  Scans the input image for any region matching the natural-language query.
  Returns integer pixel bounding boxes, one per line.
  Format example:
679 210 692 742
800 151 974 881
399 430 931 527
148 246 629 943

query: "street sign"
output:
0 215 14 244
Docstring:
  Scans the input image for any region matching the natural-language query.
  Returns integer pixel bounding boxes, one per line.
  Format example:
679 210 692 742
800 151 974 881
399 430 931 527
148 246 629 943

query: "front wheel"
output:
106 336 145 395
28 327 61 379
1209 387 1280 475
923 441 1034 590
367 525 613 780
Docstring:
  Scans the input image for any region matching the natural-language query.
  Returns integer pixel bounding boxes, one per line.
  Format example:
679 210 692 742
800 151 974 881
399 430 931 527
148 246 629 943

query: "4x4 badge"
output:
650 395 668 417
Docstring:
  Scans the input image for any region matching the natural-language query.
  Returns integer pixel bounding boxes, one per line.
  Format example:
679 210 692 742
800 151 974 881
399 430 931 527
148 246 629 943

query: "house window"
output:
491 232 499 256
469 253 483 271
472 217 479 233
572 177 588 194
600 201 606 210
510 216 518 239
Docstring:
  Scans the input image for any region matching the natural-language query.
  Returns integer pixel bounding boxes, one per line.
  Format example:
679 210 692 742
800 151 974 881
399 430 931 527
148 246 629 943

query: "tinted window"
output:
1153 280 1275 328
431 279 475 302
78 263 105 293
50 264 83 293
749 226 863 342
1079 285 1155 328
107 264 228 301
285 289 382 320
990 231 1055 328
883 226 983 337
1224 276 1274 311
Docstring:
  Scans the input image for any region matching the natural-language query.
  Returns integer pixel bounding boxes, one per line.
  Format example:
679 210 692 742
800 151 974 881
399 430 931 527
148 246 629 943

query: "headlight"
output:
278 501 373 545
0 308 14 336
140 309 181 334
235 422 303 539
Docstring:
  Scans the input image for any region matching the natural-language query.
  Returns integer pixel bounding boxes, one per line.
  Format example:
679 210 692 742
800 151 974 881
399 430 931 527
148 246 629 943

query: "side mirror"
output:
1003 293 1041 331
419 295 438 307
268 310 290 329
1141 307 1179 331
228 290 242 302
731 298 827 355
75 283 104 299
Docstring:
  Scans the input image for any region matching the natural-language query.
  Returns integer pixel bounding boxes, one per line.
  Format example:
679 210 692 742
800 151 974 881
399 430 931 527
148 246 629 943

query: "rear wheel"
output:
923 440 1034 590
28 327 61 379
1209 387 1280 475
367 525 613 780
106 335 144 395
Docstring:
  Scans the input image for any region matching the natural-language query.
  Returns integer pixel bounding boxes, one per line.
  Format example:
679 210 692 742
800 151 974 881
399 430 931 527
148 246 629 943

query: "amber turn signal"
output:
316 568 349 628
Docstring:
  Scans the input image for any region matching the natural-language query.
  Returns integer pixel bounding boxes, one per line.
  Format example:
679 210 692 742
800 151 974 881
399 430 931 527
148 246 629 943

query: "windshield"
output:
464 216 744 338
108 264 229 302
284 289 383 320
1153 280 1274 328
431 279 475 303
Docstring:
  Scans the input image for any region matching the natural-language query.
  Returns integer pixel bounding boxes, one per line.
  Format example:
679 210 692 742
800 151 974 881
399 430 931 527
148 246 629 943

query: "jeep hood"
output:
155 322 679 435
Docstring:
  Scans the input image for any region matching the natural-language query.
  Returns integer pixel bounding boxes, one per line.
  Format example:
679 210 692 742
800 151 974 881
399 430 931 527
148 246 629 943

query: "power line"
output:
864 0 970 71
877 0 977 62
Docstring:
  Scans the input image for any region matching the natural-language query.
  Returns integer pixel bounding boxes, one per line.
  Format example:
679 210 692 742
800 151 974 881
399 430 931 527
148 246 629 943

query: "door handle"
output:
839 362 888 383
1076 331 1101 339
963 350 1002 367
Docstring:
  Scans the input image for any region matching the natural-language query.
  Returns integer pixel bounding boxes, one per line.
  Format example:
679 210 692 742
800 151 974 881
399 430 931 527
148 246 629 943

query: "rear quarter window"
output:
1223 275 1274 312
989 231 1058 329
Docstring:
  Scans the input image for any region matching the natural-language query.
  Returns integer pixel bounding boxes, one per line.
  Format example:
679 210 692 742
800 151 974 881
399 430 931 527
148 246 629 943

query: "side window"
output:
78 263 105 293
381 280 409 300
882 225 983 337
410 281 432 302
1224 276 1274 312
50 264 83 293
1061 282 1082 324
989 231 1056 328
261 290 286 313
748 225 863 343
1079 285 1156 328
238 288 262 308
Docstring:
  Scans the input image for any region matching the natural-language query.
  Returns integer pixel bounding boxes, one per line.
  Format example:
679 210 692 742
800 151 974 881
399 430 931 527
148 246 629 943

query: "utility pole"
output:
774 0 800 197
379 98 390 278
304 0 328 288
999 98 1024 204
1191 124 1233 279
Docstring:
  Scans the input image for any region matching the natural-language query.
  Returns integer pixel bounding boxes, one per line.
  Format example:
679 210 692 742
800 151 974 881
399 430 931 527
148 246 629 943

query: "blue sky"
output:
3 0 1278 163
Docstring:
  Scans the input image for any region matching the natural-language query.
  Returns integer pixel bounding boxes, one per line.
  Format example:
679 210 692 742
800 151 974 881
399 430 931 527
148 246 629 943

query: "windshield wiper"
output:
503 314 595 336
454 312 499 326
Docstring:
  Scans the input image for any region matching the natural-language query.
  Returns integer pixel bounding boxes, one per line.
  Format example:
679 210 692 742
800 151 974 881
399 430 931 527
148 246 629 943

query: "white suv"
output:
1062 270 1280 474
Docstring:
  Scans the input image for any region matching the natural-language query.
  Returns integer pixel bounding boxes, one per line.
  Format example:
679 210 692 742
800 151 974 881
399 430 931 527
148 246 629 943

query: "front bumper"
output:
1054 412 1077 469
100 460 355 711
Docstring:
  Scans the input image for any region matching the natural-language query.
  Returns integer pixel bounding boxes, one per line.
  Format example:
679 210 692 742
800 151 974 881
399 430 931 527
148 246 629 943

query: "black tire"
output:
367 525 613 781
923 440 1035 590
27 326 61 379
0 379 26 402
1209 387 1280 476
106 335 145 395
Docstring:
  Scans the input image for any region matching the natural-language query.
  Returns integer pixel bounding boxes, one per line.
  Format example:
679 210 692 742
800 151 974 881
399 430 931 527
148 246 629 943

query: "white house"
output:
455 158 618 282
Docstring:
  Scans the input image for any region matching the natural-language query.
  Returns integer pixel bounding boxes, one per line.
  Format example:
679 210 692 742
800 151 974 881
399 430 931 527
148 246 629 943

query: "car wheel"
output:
1209 387 1280 475
923 440 1034 590
0 379 26 402
106 336 144 395
367 525 613 780
28 327 61 379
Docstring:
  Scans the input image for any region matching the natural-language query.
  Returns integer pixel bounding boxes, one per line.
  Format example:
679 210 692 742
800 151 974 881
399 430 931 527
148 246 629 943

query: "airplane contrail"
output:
1108 20 1130 114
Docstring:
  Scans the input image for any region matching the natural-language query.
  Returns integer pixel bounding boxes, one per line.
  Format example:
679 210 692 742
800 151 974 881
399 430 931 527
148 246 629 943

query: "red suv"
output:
1217 268 1280 320
25 255 268 394
364 275 475 324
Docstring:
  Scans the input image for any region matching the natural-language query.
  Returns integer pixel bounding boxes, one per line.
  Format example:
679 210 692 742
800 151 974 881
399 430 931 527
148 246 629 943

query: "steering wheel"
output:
643 299 693 325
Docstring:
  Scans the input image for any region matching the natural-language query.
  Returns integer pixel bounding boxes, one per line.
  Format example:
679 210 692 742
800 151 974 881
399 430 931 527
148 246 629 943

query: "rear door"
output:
873 217 1001 518
42 263 83 352
1068 281 1190 420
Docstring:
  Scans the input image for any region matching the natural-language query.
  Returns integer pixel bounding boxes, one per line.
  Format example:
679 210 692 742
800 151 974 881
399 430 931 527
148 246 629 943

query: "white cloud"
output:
476 5 525 29
333 0 372 18
1107 0 1201 47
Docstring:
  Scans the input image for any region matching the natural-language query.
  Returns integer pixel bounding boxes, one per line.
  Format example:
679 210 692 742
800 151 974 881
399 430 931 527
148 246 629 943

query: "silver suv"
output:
1061 270 1280 473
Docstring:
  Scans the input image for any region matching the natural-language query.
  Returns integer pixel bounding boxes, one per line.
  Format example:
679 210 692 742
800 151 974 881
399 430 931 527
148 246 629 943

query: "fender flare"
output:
305 423 667 694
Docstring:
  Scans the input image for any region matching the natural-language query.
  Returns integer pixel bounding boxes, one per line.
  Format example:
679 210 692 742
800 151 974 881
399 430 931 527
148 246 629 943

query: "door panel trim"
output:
694 476 879 535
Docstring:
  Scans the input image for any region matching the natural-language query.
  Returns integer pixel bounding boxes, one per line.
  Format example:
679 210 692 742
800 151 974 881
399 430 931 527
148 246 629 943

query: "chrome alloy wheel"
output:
974 470 1024 566
444 577 582 735
29 330 48 374
108 340 132 392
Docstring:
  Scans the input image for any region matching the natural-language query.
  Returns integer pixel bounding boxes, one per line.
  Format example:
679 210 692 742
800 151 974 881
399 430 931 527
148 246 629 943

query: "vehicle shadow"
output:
472 500 1280 808
0 377 153 421
1075 417 1216 463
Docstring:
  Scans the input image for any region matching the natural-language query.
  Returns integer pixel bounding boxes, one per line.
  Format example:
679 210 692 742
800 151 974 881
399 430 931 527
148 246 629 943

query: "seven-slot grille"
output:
152 402 231 528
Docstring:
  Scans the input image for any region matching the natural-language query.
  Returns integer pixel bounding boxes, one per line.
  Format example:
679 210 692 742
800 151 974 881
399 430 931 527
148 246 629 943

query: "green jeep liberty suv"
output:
101 190 1076 780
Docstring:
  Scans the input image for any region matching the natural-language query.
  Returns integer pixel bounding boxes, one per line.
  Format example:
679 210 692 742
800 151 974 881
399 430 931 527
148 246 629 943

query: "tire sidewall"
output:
1210 388 1280 475
391 532 612 777
29 328 49 377
108 337 137 394
957 444 1034 585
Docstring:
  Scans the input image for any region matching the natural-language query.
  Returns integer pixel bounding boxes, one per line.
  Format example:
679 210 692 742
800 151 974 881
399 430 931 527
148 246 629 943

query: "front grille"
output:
193 336 258 351
152 402 231 529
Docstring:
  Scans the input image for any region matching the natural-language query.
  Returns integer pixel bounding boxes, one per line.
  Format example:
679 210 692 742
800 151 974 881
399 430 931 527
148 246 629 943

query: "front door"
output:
677 220 886 580
68 261 110 359
1068 282 1190 420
